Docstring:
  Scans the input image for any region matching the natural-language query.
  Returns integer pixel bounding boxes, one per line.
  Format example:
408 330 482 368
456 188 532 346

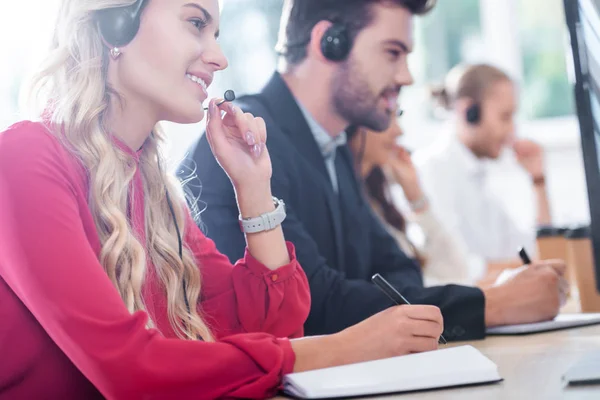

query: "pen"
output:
518 247 532 265
371 273 447 345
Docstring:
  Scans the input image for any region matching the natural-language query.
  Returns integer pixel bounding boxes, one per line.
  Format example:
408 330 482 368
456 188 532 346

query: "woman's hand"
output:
387 146 424 203
205 99 271 197
291 305 443 372
204 98 290 268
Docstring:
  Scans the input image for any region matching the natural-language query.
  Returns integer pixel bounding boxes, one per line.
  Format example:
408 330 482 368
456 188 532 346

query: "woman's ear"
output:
99 33 125 61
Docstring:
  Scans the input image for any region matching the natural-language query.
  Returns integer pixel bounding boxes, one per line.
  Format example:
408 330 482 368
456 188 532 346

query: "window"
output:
400 0 484 133
413 0 483 83
210 0 283 97
0 1 60 128
406 0 574 121
518 0 575 118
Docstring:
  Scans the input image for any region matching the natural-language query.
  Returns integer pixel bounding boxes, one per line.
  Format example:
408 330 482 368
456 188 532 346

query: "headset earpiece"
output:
320 23 351 62
96 0 147 48
466 103 481 125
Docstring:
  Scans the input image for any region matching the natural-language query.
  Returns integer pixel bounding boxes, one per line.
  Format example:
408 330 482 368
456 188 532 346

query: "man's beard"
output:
330 58 393 132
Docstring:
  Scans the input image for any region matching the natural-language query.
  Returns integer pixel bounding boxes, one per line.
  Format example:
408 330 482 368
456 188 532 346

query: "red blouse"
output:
0 121 311 399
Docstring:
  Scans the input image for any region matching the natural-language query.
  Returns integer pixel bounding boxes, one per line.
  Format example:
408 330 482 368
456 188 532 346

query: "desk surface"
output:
275 324 600 399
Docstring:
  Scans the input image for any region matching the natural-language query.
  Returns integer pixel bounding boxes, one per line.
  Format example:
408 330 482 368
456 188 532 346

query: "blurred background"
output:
0 0 587 230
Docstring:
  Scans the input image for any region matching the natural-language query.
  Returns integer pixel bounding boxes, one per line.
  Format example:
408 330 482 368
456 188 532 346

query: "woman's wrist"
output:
397 177 424 202
234 184 274 219
403 184 428 210
290 333 348 372
409 195 429 213
532 175 546 187
403 187 424 203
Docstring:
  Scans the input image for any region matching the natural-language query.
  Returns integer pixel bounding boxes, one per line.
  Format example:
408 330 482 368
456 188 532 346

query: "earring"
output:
110 47 121 60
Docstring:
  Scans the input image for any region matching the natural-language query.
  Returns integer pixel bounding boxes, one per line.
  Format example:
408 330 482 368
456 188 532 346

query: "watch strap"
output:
239 197 286 234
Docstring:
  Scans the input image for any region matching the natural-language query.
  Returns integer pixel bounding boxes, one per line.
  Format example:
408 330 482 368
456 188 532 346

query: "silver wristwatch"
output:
239 197 286 234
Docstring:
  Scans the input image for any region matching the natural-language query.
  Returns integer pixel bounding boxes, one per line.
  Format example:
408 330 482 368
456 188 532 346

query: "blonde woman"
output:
0 0 443 399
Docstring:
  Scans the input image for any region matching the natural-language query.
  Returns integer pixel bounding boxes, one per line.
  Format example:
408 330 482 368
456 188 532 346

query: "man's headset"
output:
466 103 481 125
282 21 352 62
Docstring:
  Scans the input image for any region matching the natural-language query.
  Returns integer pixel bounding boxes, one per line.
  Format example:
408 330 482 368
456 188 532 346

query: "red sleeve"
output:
0 122 295 400
185 214 311 339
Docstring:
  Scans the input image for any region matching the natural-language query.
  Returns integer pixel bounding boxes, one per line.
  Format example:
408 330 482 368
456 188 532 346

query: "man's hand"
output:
483 260 567 327
513 139 545 181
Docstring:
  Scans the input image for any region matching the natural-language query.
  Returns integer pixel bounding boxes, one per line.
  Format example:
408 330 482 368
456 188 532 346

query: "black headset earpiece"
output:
96 0 147 48
466 103 481 125
320 23 351 62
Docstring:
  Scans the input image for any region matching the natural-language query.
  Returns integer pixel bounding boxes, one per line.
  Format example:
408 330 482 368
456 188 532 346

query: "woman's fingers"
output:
212 100 266 158
255 116 267 144
205 99 226 151
243 112 263 158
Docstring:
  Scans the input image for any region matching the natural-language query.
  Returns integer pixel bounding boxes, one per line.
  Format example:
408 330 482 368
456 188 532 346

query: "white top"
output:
413 134 534 279
372 189 473 286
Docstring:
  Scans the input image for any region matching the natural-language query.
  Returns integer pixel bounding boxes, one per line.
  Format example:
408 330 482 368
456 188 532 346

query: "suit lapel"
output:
258 73 346 267
258 74 330 180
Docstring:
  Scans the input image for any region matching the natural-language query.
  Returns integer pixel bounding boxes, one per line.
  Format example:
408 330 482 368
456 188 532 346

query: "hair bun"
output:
429 84 452 111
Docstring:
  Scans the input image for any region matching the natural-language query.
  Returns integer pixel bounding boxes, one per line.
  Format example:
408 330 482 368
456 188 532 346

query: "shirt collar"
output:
111 135 144 162
296 101 347 158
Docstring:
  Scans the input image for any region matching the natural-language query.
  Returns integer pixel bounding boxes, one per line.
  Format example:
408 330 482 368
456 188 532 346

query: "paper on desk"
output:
487 313 600 335
283 345 502 399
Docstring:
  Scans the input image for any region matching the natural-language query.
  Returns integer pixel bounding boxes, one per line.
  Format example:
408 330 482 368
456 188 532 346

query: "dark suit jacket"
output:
185 73 486 340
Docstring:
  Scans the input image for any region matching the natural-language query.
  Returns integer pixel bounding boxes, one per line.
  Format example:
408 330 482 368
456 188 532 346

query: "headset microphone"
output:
204 90 236 110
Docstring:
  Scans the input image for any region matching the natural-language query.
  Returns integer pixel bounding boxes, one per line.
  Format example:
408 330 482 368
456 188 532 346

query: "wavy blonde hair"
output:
22 0 213 341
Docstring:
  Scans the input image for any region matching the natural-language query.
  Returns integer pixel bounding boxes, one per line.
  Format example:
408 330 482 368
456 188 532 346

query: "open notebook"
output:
282 345 502 399
486 313 600 335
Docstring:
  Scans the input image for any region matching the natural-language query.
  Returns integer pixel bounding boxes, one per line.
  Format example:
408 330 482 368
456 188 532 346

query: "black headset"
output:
320 23 351 61
283 21 352 62
466 103 481 125
96 0 147 47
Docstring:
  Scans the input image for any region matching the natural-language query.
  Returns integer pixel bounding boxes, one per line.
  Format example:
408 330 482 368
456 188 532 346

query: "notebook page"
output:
487 313 600 335
283 345 501 399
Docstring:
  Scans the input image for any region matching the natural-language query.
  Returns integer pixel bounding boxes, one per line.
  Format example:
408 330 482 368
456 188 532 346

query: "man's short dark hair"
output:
276 0 436 65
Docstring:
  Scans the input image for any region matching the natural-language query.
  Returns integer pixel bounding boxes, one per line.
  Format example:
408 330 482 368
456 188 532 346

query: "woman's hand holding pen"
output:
291 305 443 373
330 305 444 365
